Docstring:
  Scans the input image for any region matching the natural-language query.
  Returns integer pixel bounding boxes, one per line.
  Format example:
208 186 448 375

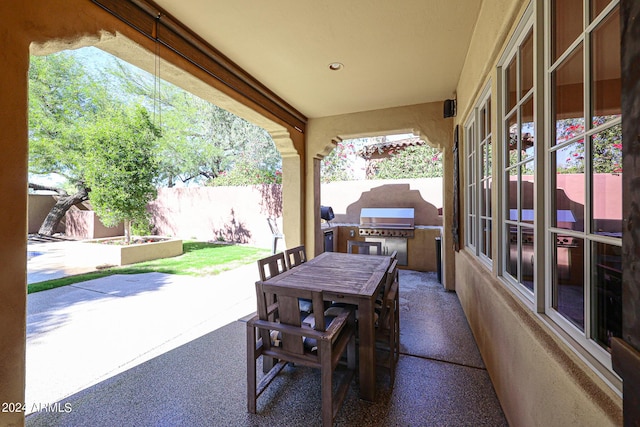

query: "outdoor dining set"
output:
246 241 400 427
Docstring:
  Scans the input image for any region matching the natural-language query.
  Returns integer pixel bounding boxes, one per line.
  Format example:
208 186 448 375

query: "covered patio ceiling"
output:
151 0 482 118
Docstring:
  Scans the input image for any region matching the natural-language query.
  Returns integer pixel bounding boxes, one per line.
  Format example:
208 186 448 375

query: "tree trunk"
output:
32 185 89 236
124 219 131 244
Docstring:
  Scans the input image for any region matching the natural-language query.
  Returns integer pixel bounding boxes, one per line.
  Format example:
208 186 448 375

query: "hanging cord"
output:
153 13 162 130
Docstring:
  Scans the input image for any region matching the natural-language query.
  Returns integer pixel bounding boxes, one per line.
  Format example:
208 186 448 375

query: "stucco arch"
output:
306 101 455 289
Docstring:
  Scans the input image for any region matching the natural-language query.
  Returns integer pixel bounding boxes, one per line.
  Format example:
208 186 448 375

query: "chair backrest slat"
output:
257 252 287 281
285 245 307 269
379 260 399 324
256 282 327 354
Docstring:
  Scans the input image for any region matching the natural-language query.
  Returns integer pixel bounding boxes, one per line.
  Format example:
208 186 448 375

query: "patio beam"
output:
92 0 307 133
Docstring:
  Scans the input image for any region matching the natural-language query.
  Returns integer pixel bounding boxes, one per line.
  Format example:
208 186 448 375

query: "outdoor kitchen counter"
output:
330 224 442 272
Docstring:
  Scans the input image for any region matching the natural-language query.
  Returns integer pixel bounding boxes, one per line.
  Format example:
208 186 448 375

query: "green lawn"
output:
28 241 270 294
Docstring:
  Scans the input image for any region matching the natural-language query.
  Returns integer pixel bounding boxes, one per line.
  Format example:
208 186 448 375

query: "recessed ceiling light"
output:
328 62 344 71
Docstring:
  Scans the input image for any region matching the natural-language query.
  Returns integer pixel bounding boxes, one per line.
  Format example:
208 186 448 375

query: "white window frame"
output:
465 116 477 252
544 0 622 373
465 83 492 267
497 5 537 302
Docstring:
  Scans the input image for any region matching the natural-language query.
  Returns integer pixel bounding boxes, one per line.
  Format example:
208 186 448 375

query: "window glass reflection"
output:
506 56 517 112
553 143 585 231
592 242 622 350
553 0 584 62
484 177 492 217
591 0 612 22
553 233 584 331
486 99 492 137
484 139 492 178
482 218 492 257
521 226 534 291
506 224 519 280
507 113 518 167
521 97 535 160
592 7 621 127
521 29 534 97
520 162 535 225
592 124 622 236
553 45 584 145
506 170 515 221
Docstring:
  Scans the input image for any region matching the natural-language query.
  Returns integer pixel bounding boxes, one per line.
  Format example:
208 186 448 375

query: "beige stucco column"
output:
0 9 29 427
272 130 305 248
305 102 455 290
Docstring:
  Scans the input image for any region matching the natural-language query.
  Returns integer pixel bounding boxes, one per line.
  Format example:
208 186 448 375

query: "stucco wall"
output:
456 250 622 426
148 186 282 249
27 195 58 234
321 178 443 226
28 196 123 238
65 210 124 239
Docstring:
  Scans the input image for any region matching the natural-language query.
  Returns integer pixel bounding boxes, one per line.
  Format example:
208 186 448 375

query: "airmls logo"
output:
32 402 73 413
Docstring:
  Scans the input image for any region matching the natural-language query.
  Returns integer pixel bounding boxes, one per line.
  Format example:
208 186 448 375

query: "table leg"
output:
358 298 376 401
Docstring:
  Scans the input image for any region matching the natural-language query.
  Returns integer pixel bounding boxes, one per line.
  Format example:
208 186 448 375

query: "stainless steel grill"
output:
358 208 415 265
358 208 415 237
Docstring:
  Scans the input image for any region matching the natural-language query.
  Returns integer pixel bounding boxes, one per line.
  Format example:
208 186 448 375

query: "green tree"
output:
373 144 443 179
28 52 110 234
109 59 281 186
84 106 161 243
211 159 282 186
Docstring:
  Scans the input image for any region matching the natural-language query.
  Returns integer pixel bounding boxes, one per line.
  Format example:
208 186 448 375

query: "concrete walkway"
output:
26 264 259 414
27 240 99 284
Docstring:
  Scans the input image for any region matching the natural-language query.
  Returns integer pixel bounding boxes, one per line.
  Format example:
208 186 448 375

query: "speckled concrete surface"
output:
26 269 508 427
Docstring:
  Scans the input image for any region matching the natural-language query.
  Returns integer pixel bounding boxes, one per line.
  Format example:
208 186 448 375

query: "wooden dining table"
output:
260 251 392 401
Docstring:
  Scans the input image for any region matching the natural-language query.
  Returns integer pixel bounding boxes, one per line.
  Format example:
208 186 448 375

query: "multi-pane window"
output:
478 97 492 260
465 118 477 251
502 23 535 293
548 0 622 354
465 86 492 262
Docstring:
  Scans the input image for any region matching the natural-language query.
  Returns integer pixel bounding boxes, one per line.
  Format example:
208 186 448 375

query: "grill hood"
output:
359 208 415 229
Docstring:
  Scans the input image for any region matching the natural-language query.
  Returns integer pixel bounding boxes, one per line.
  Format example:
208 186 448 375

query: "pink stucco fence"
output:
148 184 282 248
29 175 618 249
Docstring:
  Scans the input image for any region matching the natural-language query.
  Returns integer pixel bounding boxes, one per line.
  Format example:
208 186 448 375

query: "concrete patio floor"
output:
25 261 508 426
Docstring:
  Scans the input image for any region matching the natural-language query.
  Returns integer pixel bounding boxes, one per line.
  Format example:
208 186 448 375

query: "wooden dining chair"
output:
347 240 382 255
247 282 357 427
256 252 289 372
257 252 287 281
375 259 400 385
284 245 307 269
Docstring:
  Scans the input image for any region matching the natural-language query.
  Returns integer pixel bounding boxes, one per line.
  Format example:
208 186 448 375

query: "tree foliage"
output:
109 60 281 187
29 53 107 189
320 140 359 183
554 117 622 174
373 144 443 179
84 106 160 242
